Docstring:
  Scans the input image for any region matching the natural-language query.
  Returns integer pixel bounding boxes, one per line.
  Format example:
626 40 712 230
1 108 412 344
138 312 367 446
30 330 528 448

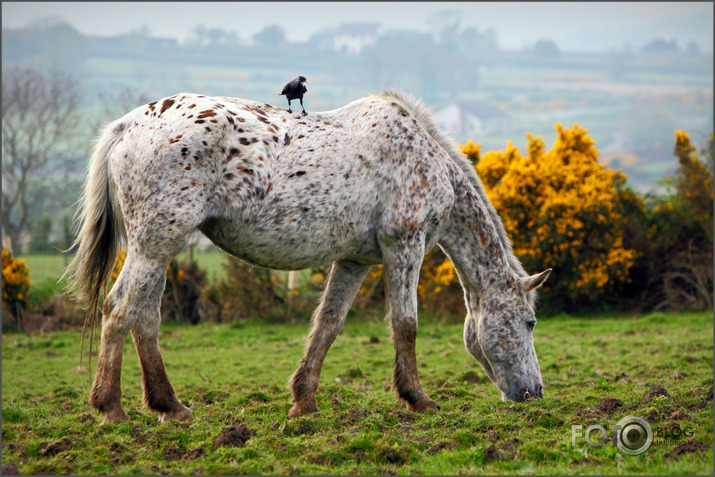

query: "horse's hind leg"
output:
131 272 193 422
90 250 170 424
382 236 439 413
288 261 370 417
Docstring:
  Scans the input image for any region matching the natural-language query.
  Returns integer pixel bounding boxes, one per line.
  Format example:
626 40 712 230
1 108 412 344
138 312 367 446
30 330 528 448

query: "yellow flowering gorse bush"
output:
673 130 713 237
2 247 31 308
474 123 640 304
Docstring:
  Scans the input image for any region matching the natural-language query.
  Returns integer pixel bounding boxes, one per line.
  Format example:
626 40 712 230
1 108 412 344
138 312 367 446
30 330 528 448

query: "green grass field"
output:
20 251 320 301
2 311 712 475
20 251 232 286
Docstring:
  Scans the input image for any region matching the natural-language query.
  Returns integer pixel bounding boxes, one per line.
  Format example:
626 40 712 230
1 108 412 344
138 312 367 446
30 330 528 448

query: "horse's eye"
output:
526 320 536 332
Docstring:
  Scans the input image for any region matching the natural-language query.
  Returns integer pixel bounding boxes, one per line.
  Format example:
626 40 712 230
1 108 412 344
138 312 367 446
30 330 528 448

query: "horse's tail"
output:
62 119 128 368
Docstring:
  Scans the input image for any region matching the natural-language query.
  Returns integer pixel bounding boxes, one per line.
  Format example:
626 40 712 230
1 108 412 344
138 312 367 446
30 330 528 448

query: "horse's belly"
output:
199 213 382 270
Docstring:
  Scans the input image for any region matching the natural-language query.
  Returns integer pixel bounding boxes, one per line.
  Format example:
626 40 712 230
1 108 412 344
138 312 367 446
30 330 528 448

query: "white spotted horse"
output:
64 90 551 424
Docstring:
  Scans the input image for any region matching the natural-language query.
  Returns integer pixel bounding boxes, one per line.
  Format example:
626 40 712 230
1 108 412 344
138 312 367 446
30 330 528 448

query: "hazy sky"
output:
2 2 713 52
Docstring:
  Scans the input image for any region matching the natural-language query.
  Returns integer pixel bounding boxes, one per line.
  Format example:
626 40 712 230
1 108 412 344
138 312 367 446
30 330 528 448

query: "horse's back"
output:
108 93 456 267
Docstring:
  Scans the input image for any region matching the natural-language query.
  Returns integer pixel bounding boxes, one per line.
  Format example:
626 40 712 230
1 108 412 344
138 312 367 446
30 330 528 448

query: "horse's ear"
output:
521 269 552 293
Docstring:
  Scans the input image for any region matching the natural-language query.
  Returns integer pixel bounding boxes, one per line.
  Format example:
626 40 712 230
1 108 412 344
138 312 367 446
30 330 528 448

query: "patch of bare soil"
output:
395 410 416 423
596 398 623 414
38 439 69 457
571 457 600 466
341 408 373 425
493 438 519 460
665 439 710 459
483 444 502 462
77 413 95 424
377 445 410 465
669 410 692 421
163 445 186 460
213 424 254 448
187 447 204 460
640 384 671 404
614 372 630 383
692 385 713 410
291 419 317 436
574 404 600 420
461 370 484 384
131 424 150 444
426 441 454 455
1 463 20 475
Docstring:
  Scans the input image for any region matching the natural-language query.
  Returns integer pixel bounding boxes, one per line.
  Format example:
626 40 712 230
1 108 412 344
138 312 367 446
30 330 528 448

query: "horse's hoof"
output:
407 397 440 413
287 400 319 418
100 408 130 425
158 405 194 423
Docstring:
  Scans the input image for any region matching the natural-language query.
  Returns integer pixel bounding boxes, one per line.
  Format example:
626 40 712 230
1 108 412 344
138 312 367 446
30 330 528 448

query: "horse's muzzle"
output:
505 383 543 402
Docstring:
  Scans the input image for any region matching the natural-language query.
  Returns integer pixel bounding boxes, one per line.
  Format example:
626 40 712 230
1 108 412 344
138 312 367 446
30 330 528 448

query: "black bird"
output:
280 76 308 115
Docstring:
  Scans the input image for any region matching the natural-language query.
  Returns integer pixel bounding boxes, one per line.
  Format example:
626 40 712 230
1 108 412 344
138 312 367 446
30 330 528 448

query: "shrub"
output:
162 254 209 324
637 131 713 310
207 258 327 322
473 124 641 311
207 257 287 322
2 247 31 329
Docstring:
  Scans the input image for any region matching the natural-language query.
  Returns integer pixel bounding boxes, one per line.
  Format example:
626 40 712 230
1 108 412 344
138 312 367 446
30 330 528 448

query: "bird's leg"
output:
287 99 292 114
300 98 307 116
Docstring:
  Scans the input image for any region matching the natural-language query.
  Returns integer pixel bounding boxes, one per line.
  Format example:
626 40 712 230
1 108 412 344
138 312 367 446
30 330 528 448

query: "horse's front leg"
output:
131 274 193 423
288 261 370 418
382 237 439 413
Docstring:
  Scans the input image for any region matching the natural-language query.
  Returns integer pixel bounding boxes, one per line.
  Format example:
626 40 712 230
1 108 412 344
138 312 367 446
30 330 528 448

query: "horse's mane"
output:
377 90 533 298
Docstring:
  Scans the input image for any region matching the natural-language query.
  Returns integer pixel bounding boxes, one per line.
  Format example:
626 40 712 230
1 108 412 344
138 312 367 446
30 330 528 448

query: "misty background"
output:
2 1 713 249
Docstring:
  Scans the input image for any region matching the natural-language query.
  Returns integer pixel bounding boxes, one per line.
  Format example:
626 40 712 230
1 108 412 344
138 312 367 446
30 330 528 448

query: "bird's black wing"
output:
281 83 290 95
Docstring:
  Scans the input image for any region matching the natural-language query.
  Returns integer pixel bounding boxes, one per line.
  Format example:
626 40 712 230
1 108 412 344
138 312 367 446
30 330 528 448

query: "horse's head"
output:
463 269 551 402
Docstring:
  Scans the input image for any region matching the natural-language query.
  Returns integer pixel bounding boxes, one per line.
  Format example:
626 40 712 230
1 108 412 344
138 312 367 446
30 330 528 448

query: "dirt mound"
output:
641 384 671 404
665 439 710 459
187 447 204 460
1 463 20 475
426 441 453 455
214 424 254 448
692 385 713 410
596 398 623 414
571 457 600 466
163 446 185 460
461 370 484 384
77 413 95 423
483 444 502 462
614 372 630 383
39 439 69 456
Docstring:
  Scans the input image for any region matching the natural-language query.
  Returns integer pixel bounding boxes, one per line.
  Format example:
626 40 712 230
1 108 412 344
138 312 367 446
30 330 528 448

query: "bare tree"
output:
1 66 81 253
95 86 150 134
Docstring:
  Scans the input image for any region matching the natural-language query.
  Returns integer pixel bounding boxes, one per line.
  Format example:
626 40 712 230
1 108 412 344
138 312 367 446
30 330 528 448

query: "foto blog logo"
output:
572 416 654 456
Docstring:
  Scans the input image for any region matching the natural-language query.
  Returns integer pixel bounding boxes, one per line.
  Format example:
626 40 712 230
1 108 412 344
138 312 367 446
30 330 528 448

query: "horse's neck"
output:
438 176 513 308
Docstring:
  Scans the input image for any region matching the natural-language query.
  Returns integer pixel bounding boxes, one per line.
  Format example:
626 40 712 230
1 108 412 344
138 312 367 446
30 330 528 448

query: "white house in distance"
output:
310 23 383 54
433 101 514 137
332 23 382 54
